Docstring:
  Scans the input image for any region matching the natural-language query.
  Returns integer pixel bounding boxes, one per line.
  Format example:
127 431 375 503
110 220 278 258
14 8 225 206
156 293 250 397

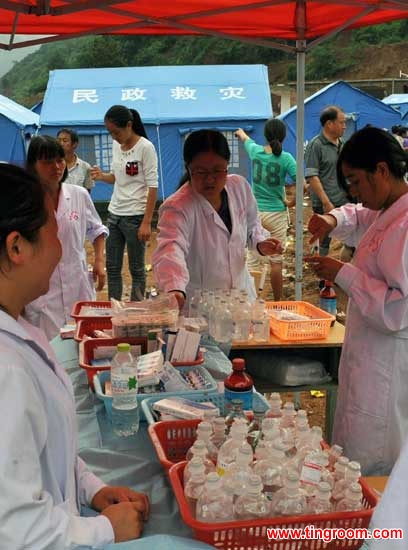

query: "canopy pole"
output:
294 39 306 300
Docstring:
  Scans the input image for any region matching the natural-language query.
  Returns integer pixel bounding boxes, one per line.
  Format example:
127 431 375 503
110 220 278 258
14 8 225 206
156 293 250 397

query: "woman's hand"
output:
308 213 337 244
102 502 146 542
304 255 344 282
257 238 283 256
92 486 150 519
138 220 152 242
169 290 186 311
92 259 106 291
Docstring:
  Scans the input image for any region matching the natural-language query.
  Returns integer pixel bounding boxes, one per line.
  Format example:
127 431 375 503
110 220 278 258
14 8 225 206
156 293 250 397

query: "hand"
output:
92 259 106 291
257 238 283 256
308 213 337 244
92 486 150 519
90 166 102 180
304 255 344 282
235 128 248 142
138 221 151 242
101 501 146 543
284 198 296 208
170 290 185 311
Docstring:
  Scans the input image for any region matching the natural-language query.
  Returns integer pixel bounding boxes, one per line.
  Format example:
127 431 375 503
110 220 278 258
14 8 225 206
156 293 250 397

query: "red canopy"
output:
0 0 407 50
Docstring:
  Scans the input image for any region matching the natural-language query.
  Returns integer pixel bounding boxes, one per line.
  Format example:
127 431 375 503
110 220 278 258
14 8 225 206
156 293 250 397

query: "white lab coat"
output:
24 183 108 340
330 193 408 475
367 435 408 549
152 174 269 305
0 313 114 548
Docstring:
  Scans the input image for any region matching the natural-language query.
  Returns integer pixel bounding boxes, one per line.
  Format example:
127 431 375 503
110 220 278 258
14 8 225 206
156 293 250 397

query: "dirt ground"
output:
89 195 347 438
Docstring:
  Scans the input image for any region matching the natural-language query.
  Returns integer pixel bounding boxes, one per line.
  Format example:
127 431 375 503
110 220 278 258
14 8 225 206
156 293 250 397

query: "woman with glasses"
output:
306 126 408 476
91 105 158 301
152 129 282 311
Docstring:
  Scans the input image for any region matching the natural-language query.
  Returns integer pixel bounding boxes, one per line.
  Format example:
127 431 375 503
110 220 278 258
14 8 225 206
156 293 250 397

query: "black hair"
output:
0 163 48 260
57 128 79 144
337 126 408 193
264 118 286 156
178 129 231 187
26 135 68 183
104 105 148 139
320 106 343 127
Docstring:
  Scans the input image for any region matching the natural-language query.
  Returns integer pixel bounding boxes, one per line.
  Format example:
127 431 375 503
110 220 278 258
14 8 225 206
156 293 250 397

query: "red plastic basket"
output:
74 318 113 342
148 419 201 470
71 300 113 321
169 461 378 550
171 351 205 367
78 336 147 389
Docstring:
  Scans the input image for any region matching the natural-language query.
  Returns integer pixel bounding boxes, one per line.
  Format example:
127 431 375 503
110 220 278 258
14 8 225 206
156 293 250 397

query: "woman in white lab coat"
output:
0 164 149 548
24 135 108 340
152 129 282 311
306 126 408 475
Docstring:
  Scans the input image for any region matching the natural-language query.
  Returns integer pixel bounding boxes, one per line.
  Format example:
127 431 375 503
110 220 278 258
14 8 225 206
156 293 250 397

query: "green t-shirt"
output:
244 138 297 212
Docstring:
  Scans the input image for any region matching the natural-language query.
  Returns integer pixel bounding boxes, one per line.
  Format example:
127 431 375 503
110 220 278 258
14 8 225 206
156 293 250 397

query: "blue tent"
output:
382 94 408 118
39 65 272 201
279 81 402 158
0 94 39 166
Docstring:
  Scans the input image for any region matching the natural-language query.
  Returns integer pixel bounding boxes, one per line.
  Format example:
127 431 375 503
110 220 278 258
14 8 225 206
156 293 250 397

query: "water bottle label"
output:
111 373 138 395
319 297 337 315
224 388 253 410
300 461 322 486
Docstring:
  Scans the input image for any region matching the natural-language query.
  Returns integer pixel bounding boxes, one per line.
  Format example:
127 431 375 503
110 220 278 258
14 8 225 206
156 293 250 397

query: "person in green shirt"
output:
236 119 296 300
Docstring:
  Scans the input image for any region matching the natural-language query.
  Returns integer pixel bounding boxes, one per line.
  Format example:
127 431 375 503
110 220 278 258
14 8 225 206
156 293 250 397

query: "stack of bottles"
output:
182 394 365 522
189 288 270 343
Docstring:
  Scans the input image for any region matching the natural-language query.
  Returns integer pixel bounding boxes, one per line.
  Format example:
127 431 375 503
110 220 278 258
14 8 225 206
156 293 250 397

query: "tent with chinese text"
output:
39 64 272 200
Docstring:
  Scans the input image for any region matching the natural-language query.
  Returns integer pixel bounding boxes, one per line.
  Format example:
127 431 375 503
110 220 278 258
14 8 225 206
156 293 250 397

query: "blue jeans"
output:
106 214 146 301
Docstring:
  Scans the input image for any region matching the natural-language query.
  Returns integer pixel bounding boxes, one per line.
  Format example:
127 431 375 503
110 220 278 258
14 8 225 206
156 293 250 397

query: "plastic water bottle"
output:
214 299 233 343
196 472 234 522
234 474 271 520
319 280 337 315
189 289 202 317
111 342 139 437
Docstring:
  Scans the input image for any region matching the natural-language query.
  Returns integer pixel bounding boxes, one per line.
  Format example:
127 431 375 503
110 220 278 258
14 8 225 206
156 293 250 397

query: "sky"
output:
0 35 44 78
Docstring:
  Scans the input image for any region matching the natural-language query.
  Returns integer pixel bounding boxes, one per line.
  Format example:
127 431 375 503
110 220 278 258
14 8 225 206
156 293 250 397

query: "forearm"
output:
92 234 105 263
99 172 115 184
143 187 158 224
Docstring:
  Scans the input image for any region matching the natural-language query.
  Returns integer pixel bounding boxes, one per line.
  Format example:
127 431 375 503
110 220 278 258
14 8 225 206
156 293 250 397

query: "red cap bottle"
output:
224 358 253 410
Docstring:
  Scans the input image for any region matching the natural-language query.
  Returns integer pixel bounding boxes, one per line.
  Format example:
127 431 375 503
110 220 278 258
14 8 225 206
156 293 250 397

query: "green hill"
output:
1 19 407 108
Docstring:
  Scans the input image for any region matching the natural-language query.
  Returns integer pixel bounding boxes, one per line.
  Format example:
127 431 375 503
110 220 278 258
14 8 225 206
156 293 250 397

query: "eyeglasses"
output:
189 168 228 180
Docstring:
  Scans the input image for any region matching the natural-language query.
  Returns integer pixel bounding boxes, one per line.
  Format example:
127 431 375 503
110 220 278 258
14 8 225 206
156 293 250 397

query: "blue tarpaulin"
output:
382 94 408 118
280 81 402 157
39 64 272 200
0 94 39 166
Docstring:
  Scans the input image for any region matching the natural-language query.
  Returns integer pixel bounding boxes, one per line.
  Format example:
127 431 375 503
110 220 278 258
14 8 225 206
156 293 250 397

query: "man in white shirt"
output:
58 128 94 193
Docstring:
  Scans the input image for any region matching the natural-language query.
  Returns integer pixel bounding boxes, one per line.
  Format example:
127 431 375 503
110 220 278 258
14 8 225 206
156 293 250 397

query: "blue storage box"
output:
141 390 270 425
94 365 218 422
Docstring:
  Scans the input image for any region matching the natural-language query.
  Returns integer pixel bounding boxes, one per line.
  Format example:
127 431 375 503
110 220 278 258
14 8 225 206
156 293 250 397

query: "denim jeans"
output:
106 213 146 301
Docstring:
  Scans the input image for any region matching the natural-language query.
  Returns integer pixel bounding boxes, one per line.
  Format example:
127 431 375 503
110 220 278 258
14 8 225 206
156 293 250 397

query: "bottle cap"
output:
117 342 131 352
232 358 245 371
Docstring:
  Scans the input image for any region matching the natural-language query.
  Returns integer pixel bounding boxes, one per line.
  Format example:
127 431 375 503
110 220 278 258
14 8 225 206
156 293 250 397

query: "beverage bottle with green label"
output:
111 342 139 437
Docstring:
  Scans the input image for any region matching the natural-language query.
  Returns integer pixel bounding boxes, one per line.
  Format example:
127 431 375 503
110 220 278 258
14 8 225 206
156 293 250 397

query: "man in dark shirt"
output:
305 105 349 256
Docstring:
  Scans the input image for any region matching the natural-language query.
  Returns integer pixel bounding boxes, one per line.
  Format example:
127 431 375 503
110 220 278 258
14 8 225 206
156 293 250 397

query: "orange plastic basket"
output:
71 300 113 321
74 318 113 342
148 419 201 470
266 301 335 341
169 461 378 550
78 336 147 389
